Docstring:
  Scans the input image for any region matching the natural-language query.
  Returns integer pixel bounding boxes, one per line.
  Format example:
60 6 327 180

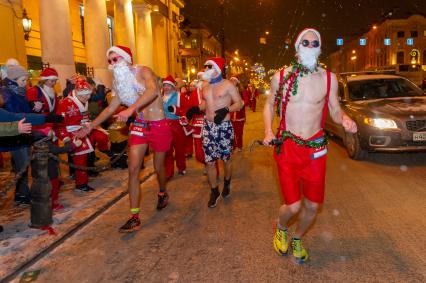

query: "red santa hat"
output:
163 75 176 88
106 45 133 64
294 28 322 51
205 57 225 75
230 75 240 84
40 68 59 80
74 78 93 96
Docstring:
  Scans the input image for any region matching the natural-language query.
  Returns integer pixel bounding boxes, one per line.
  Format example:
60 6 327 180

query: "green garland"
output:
275 130 328 154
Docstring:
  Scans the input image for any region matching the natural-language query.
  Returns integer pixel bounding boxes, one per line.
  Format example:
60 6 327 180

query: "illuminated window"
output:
107 16 114 46
410 31 418 38
191 39 198 49
80 5 85 45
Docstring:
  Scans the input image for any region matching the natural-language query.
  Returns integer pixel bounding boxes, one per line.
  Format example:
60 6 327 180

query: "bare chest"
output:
283 75 326 105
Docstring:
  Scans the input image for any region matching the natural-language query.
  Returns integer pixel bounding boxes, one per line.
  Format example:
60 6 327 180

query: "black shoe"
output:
14 195 31 206
178 170 186 176
222 178 231 198
75 184 95 193
119 217 141 233
157 192 169 210
208 188 220 208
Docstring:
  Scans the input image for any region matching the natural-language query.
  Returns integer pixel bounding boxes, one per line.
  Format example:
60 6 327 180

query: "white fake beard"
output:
201 69 215 81
110 62 144 98
43 85 55 99
297 46 321 71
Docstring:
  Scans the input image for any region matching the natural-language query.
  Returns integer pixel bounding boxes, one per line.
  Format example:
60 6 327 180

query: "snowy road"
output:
13 99 426 283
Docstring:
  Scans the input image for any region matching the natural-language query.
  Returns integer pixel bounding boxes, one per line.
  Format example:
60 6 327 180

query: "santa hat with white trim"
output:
204 57 225 75
40 68 59 80
74 78 93 96
230 75 240 84
294 28 322 51
163 75 176 88
106 45 133 64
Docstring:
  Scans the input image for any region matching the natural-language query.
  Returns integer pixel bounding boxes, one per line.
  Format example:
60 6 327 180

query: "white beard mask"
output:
297 45 321 71
110 61 145 107
43 85 55 99
201 69 216 81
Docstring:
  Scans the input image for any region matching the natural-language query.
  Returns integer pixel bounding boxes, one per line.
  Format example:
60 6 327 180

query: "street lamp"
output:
22 9 32 41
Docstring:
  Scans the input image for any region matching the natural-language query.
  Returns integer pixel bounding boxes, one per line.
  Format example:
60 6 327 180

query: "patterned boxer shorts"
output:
202 119 234 163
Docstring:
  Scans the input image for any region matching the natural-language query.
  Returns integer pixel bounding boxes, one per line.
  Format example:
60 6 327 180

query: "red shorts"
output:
273 131 327 205
128 119 172 152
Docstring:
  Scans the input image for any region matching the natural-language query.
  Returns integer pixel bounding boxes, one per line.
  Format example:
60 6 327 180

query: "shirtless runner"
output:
186 58 243 208
87 45 172 232
263 29 357 263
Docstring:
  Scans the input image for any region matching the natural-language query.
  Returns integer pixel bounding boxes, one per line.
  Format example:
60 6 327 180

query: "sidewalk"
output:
0 155 154 281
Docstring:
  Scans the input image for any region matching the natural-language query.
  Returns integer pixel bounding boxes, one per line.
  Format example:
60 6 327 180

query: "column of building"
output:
83 0 111 87
114 0 136 61
39 0 75 89
134 4 154 69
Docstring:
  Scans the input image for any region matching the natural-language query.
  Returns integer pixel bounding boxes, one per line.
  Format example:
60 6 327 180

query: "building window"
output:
396 51 404 64
397 31 405 38
423 50 426 65
80 5 85 45
107 16 114 46
191 39 198 49
410 30 418 38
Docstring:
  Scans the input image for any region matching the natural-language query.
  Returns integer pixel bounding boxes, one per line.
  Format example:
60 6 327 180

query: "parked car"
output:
325 73 426 160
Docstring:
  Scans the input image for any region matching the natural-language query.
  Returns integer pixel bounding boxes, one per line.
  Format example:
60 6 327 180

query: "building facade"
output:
0 0 185 89
326 14 426 76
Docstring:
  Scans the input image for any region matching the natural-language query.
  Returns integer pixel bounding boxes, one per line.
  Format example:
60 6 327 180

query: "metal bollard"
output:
30 142 53 228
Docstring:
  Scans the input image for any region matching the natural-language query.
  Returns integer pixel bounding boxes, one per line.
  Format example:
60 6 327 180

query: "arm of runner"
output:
114 66 158 122
228 81 243 112
89 95 121 130
263 72 279 145
327 73 357 133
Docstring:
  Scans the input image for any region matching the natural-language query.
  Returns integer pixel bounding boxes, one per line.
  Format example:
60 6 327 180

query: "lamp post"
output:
22 9 32 41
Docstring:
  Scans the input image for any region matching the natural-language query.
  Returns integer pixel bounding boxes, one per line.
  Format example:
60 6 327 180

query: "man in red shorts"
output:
86 45 172 232
263 28 357 263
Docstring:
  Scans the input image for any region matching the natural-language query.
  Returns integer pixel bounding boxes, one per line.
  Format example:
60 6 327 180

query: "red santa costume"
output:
56 78 109 190
249 85 259 112
27 68 63 208
163 75 187 178
229 76 246 151
178 88 194 157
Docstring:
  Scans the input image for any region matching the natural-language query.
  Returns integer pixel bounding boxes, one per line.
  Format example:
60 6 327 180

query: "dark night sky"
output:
182 0 426 69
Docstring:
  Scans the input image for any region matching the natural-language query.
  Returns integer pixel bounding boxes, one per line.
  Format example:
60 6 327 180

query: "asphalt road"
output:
14 98 426 283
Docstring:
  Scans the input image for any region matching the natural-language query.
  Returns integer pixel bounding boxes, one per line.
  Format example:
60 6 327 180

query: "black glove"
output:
45 113 64 123
214 107 229 124
186 106 201 120
167 105 176 114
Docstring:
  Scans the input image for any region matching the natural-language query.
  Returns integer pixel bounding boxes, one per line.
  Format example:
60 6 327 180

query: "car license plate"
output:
413 132 426 141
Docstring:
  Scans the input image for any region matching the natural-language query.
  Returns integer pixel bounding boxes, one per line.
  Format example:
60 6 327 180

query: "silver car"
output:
325 74 426 160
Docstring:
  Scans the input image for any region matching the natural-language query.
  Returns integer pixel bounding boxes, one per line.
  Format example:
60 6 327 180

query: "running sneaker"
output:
119 217 141 233
178 170 186 176
291 238 309 264
273 224 288 256
207 188 220 208
157 192 169 210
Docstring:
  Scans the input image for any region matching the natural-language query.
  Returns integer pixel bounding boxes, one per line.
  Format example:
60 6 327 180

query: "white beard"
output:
43 85 56 99
297 46 321 71
201 69 215 81
111 62 145 107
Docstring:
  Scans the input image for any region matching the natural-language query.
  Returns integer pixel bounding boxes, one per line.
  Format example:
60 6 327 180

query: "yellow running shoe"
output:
273 224 288 256
291 238 309 264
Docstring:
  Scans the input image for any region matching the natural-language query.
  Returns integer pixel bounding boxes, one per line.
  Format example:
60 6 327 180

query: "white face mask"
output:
297 45 321 71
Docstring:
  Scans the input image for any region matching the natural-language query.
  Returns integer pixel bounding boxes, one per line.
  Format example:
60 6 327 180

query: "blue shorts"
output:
202 119 234 163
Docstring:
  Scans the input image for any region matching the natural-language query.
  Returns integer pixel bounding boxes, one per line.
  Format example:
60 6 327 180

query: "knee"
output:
282 201 302 215
128 163 140 177
304 200 320 214
206 162 215 168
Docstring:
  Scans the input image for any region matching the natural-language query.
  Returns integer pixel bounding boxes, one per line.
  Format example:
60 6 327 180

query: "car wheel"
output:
344 132 367 160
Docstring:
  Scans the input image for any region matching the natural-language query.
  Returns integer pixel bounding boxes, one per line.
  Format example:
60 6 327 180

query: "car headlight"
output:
363 118 398 129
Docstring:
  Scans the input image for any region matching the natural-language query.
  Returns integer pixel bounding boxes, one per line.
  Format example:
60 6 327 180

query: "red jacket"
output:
56 92 93 155
27 85 58 114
